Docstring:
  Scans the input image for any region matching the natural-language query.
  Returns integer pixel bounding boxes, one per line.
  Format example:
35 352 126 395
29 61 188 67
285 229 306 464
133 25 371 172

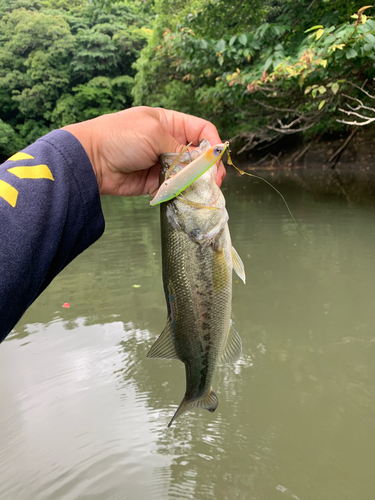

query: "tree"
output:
133 1 375 148
0 0 152 158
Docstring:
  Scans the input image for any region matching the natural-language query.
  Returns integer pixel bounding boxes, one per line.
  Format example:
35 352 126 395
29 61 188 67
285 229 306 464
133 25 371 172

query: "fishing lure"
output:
150 142 229 206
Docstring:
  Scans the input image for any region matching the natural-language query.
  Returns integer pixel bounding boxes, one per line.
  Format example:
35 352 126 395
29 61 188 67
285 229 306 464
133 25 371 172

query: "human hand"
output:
62 106 226 197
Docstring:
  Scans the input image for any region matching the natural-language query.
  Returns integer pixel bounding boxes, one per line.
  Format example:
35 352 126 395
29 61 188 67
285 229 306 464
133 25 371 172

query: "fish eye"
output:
214 146 222 155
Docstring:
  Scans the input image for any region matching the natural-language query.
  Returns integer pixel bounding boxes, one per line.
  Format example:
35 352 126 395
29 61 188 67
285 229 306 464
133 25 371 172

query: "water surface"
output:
1 169 375 500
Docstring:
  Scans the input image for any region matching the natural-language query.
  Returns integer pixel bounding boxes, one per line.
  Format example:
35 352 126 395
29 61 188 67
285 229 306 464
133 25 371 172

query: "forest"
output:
0 0 374 159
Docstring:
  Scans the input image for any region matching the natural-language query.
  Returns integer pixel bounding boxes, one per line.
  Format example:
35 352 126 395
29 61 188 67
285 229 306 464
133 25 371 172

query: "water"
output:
1 169 375 500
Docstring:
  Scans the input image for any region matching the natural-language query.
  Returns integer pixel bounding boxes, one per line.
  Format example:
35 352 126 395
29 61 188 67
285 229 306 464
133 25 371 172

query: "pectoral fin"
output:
232 246 246 284
147 321 180 360
218 321 242 365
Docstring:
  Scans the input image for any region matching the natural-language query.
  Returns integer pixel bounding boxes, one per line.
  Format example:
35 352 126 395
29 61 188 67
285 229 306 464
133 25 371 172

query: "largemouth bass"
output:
148 140 246 427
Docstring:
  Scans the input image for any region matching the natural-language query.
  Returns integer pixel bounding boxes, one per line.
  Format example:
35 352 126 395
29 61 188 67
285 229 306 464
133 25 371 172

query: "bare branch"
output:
345 102 375 114
291 141 313 164
338 107 375 121
276 116 302 129
338 86 375 126
328 128 358 163
337 117 375 126
254 99 301 114
266 122 318 134
346 81 375 99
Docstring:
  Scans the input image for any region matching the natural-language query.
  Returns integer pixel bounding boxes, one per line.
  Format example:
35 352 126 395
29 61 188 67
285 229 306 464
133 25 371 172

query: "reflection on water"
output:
1 169 375 500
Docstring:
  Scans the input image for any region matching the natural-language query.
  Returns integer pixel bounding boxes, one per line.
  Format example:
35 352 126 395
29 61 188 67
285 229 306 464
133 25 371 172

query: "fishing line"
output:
226 148 313 245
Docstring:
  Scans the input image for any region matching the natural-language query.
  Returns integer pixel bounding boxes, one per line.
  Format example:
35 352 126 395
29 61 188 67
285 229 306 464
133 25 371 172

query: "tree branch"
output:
328 128 358 163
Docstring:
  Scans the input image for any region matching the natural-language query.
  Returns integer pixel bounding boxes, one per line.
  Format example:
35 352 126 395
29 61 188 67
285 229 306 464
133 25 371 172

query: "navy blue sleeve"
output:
0 129 105 341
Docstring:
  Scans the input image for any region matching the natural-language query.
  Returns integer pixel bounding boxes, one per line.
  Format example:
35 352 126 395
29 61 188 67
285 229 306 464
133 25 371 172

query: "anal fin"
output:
147 321 180 360
218 320 242 365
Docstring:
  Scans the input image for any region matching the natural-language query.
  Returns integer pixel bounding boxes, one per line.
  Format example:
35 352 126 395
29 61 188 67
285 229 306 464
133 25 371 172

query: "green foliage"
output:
134 1 375 145
0 119 22 156
1 0 373 158
0 0 151 156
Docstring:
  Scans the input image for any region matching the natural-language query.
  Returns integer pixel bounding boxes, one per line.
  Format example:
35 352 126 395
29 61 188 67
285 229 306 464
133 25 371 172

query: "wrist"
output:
62 121 103 192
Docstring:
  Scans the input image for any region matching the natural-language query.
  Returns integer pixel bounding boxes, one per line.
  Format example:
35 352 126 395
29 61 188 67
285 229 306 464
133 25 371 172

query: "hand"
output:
62 106 226 197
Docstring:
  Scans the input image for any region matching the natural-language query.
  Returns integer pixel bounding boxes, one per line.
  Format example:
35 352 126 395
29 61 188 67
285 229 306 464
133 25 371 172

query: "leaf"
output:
318 86 326 94
238 34 247 45
364 42 375 52
318 99 325 110
358 5 373 14
324 34 336 44
215 39 226 52
304 86 312 94
365 33 375 43
199 39 208 49
329 44 345 52
305 25 324 33
285 66 296 75
331 82 339 94
315 28 324 40
264 57 273 71
229 35 237 46
346 48 358 59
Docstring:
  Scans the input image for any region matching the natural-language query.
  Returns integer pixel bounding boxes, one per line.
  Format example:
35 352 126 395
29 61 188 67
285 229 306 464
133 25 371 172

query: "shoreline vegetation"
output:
231 127 375 172
1 0 374 167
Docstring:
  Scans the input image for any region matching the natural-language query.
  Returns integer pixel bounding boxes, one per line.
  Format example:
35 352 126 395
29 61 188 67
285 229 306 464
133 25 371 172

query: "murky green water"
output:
1 169 375 500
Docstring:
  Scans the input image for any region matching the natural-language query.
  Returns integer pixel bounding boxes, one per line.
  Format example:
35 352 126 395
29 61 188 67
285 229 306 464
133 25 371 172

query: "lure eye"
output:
214 146 223 155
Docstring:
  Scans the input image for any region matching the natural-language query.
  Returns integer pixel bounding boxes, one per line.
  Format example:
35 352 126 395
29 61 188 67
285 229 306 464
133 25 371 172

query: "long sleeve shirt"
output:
0 130 105 342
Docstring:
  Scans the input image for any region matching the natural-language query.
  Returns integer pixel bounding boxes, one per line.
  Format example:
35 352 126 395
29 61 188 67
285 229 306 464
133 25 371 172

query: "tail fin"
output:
168 389 218 428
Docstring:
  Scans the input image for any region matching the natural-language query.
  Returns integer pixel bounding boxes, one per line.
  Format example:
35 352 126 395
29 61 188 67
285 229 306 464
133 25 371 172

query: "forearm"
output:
0 130 105 341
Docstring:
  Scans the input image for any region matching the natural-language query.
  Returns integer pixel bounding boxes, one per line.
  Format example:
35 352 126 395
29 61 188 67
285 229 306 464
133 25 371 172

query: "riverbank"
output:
232 127 375 172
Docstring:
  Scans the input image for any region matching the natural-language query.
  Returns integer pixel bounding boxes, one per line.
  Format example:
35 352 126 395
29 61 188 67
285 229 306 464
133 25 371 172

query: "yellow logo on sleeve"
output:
7 165 54 180
0 153 54 207
0 180 18 207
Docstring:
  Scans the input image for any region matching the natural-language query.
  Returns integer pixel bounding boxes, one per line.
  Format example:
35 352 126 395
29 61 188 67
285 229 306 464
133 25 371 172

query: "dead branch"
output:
337 106 375 126
346 81 375 100
291 141 313 164
337 87 375 126
267 118 319 134
276 116 302 129
254 99 302 115
328 128 358 164
337 116 375 126
342 94 375 113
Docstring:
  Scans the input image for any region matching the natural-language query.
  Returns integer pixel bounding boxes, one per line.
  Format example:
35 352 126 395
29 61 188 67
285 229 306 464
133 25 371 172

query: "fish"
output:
147 139 246 427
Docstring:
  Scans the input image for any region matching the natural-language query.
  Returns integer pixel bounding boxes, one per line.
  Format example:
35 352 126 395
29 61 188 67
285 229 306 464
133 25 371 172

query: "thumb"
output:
153 129 186 157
